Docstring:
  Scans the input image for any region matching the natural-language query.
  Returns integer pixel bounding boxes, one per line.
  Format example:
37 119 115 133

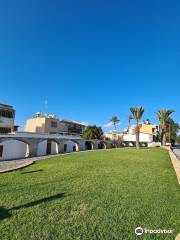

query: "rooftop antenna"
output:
44 100 48 114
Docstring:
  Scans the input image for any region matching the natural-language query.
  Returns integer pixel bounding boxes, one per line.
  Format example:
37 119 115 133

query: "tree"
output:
165 118 179 145
176 136 180 143
83 125 104 140
156 109 175 145
128 115 133 133
109 116 120 130
130 106 144 148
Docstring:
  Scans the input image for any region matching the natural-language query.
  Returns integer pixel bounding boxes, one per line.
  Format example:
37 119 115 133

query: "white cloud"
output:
80 122 89 126
103 122 114 128
103 121 121 128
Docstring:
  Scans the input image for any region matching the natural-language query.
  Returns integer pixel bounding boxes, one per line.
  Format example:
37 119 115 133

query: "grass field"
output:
0 148 179 240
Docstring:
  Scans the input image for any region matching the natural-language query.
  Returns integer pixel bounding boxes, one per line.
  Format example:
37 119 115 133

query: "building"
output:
0 103 18 133
60 119 86 135
128 122 158 142
123 132 153 143
104 130 123 141
24 113 67 134
0 112 87 160
24 113 86 135
105 121 159 145
129 122 158 135
123 122 159 143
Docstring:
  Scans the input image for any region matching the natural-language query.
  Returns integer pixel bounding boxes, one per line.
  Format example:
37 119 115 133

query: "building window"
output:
0 110 14 118
51 121 57 128
0 128 11 134
0 145 3 157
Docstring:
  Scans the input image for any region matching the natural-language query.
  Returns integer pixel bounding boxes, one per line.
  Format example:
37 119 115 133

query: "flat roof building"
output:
24 113 86 135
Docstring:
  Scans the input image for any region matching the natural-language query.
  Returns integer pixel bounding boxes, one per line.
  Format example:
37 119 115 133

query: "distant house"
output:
105 122 159 144
104 131 123 141
129 123 158 135
124 122 159 143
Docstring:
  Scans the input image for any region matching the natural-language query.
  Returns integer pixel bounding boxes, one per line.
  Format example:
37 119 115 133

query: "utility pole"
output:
44 100 48 114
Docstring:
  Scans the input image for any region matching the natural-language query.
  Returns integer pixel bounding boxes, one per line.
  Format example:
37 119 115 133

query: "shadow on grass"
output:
21 169 43 174
0 193 65 221
0 207 11 220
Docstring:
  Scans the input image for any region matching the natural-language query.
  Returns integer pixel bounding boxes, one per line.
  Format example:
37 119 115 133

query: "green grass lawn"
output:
0 148 179 240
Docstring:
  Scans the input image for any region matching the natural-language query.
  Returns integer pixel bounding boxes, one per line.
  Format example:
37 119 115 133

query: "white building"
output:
0 137 78 161
123 133 153 143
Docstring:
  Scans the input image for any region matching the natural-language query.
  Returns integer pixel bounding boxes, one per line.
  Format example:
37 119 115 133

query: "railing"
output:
0 132 83 140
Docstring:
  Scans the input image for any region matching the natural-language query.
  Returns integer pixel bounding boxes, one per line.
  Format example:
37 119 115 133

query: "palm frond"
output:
130 106 144 123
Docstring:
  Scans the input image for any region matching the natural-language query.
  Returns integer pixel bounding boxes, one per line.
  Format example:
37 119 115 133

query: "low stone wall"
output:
169 149 180 185
161 146 180 185
176 233 180 240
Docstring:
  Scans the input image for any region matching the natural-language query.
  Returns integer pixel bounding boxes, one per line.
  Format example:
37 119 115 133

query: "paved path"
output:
0 154 63 173
172 147 180 160
0 159 34 173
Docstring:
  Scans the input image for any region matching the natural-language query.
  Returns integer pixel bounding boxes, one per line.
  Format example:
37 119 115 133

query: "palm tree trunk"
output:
160 126 166 145
135 125 140 148
162 132 166 145
159 126 163 146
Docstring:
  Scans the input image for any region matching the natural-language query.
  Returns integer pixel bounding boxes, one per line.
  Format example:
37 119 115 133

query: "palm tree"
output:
110 116 120 131
128 115 133 133
156 109 175 145
130 107 144 148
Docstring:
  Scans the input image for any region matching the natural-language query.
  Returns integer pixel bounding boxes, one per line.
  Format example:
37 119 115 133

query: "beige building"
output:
24 113 86 135
129 123 158 135
105 122 158 143
24 113 67 134
105 131 123 141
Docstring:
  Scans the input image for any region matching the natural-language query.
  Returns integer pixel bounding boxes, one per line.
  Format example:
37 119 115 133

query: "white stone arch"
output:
129 142 134 147
0 139 29 160
63 140 79 153
110 142 116 148
85 141 94 150
50 139 60 154
37 139 60 156
122 142 126 147
98 141 107 149
37 140 47 156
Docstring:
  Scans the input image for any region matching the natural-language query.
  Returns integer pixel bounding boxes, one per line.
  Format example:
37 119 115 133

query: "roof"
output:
0 103 14 109
106 131 123 135
61 119 85 126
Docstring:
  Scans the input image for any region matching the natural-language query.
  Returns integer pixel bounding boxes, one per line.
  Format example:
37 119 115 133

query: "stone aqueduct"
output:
0 132 148 160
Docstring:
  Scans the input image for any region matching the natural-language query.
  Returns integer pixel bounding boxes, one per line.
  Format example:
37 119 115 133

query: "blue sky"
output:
0 0 179 132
